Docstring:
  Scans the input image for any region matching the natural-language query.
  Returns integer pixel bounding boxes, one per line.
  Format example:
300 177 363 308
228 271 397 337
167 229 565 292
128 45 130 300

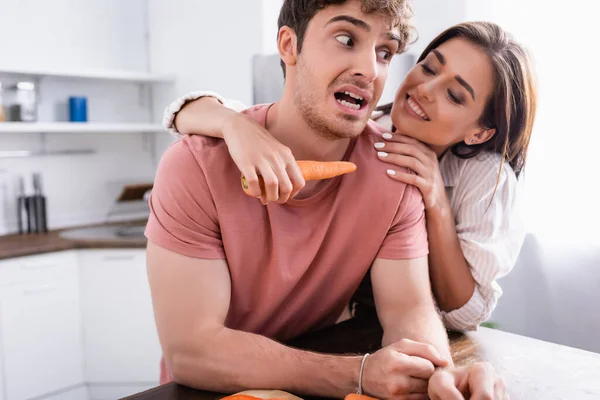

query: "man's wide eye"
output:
378 49 392 61
335 35 353 47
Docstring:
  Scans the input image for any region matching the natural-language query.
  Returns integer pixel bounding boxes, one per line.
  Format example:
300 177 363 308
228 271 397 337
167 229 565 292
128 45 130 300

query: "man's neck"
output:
265 96 351 162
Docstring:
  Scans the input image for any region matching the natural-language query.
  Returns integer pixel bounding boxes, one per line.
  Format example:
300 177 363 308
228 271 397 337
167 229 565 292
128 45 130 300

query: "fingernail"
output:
374 142 385 149
377 151 388 158
387 169 396 176
382 133 393 140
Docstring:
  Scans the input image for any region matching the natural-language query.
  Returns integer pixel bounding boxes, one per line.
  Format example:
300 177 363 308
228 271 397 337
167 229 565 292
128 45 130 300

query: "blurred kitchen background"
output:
0 0 598 399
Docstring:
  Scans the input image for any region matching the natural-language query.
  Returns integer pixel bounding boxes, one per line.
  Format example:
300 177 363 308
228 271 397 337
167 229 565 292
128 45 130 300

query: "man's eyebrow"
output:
387 32 402 50
456 76 475 101
326 15 402 50
326 15 371 31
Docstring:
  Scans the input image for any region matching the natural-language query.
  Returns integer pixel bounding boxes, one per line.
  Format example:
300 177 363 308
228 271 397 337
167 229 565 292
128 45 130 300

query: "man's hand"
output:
428 362 508 400
362 339 449 399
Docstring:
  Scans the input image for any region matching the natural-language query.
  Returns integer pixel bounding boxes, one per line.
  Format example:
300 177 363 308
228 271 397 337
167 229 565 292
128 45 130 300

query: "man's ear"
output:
465 127 496 145
278 26 297 68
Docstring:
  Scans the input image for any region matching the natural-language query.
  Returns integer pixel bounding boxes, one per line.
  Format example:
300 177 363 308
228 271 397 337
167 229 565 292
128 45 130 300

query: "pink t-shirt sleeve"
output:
377 184 429 259
144 139 225 259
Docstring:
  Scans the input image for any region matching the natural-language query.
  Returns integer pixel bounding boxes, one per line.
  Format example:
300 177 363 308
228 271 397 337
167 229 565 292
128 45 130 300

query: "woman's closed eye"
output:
447 90 464 105
421 63 435 75
421 63 465 105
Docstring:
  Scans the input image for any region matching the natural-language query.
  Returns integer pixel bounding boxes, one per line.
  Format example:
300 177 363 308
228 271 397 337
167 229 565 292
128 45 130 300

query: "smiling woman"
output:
348 22 538 330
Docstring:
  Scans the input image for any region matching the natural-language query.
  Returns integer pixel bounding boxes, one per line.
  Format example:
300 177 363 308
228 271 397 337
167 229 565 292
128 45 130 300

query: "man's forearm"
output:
174 97 234 137
381 306 453 366
169 327 362 397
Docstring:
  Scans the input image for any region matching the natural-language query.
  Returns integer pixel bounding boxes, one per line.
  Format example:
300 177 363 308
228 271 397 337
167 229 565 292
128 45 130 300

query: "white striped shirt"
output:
437 145 525 330
163 92 526 332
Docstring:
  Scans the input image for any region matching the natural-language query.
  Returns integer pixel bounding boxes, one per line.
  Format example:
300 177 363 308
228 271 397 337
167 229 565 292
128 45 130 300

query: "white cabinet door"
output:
0 260 84 400
80 249 161 385
0 338 4 400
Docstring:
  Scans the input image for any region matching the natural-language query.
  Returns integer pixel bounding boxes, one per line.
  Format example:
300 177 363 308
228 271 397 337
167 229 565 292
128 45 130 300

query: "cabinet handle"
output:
103 255 137 262
23 284 58 295
21 263 58 271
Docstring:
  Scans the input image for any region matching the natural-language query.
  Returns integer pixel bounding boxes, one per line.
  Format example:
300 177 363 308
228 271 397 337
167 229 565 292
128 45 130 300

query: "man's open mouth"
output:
334 91 365 111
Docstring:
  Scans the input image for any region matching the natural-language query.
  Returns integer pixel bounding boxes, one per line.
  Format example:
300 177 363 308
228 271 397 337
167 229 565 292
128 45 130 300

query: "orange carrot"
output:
344 393 380 400
220 396 287 400
241 160 357 197
220 395 263 400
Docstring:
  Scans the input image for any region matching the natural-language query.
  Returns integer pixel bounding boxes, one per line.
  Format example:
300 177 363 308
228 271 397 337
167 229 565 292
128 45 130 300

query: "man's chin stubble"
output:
312 119 364 140
295 96 365 140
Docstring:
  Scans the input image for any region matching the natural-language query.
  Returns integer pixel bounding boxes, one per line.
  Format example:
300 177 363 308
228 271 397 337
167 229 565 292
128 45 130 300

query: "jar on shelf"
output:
8 82 37 122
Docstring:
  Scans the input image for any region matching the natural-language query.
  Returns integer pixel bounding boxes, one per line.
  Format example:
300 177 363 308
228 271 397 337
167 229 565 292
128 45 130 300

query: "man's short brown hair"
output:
277 0 415 75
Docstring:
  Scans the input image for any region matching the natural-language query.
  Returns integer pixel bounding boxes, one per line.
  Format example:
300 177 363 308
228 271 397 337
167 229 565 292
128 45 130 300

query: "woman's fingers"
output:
371 110 385 120
269 160 294 204
386 169 426 188
375 141 432 167
382 132 436 158
377 152 428 176
286 162 306 200
258 164 279 203
240 167 262 199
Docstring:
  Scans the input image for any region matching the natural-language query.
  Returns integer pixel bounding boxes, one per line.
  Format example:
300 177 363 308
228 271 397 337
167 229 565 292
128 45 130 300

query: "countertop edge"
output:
0 221 147 260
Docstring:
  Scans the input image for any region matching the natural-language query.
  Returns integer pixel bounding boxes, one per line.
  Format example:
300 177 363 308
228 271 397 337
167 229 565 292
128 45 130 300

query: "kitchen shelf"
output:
0 122 164 134
0 149 95 158
0 66 175 83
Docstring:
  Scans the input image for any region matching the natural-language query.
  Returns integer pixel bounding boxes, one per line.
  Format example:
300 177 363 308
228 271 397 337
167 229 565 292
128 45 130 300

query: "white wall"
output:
262 0 283 54
147 0 264 155
0 0 156 232
0 0 146 72
468 0 600 354
408 0 467 57
493 235 600 353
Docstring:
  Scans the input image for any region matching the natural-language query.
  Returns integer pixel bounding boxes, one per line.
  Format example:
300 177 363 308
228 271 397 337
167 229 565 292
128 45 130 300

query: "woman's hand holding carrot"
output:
375 133 449 211
221 112 305 204
241 161 356 198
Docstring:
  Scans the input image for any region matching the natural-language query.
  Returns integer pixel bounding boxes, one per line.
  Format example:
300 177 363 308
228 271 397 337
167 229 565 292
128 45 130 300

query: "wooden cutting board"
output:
115 183 153 202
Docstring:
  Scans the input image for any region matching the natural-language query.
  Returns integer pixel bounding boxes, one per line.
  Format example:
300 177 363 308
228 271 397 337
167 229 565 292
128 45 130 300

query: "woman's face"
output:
391 38 495 154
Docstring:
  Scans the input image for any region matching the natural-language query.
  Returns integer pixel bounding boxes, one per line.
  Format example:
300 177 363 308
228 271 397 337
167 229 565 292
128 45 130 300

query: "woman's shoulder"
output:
445 151 518 193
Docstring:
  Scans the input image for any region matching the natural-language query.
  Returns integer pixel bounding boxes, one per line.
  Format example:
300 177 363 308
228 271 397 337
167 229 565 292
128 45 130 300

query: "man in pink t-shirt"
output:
145 1 455 399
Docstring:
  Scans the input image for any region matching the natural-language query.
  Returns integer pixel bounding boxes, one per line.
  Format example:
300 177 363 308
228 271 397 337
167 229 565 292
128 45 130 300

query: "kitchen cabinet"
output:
0 251 84 400
0 344 4 400
79 249 161 397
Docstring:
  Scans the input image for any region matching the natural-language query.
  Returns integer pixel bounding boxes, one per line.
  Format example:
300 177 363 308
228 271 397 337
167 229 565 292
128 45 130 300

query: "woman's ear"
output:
465 127 496 145
278 26 297 68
